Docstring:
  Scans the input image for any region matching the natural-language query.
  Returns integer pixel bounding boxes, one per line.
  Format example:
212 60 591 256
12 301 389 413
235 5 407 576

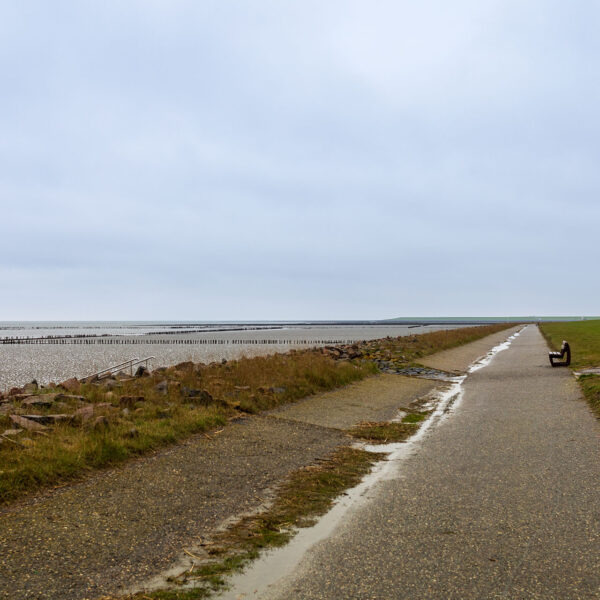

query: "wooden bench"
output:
549 340 571 367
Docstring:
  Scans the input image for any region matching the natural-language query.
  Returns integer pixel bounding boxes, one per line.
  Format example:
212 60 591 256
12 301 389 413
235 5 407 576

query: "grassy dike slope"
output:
540 320 600 416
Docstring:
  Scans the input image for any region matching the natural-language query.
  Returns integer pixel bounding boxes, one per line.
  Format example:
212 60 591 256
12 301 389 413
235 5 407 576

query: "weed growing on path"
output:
348 421 419 442
401 412 428 424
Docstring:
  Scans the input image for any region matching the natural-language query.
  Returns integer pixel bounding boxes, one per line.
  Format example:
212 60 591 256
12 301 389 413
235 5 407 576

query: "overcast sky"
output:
1 1 598 320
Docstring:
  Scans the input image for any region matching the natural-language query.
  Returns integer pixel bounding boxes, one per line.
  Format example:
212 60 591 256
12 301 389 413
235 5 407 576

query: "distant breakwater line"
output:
0 338 354 346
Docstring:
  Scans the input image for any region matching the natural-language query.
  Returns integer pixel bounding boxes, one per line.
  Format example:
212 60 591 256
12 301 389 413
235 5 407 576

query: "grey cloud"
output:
1 1 598 319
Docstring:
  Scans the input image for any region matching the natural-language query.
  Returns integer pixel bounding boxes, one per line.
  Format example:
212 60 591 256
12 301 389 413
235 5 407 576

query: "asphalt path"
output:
263 326 600 599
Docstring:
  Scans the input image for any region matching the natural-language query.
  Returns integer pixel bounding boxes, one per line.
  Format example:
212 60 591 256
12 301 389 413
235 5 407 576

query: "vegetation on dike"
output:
101 447 379 600
540 320 600 417
0 323 514 504
356 323 515 370
0 353 375 504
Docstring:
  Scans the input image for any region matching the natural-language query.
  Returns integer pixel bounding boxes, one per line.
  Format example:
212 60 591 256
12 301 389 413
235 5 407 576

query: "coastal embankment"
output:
0 324 518 600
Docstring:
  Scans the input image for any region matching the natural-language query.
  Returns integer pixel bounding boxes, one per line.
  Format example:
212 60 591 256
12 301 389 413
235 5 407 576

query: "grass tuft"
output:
401 412 428 424
347 421 420 442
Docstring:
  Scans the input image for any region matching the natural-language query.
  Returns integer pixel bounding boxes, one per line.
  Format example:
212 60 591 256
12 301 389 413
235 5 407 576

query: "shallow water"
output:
0 322 466 390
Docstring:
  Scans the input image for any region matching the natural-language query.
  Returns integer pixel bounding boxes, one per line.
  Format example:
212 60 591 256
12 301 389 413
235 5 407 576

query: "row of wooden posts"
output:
0 338 352 346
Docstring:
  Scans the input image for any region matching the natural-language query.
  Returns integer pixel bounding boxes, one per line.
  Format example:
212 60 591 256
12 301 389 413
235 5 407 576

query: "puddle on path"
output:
140 328 526 600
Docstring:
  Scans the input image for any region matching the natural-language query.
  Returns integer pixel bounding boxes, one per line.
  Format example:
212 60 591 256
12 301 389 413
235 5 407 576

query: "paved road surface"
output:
263 326 600 599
